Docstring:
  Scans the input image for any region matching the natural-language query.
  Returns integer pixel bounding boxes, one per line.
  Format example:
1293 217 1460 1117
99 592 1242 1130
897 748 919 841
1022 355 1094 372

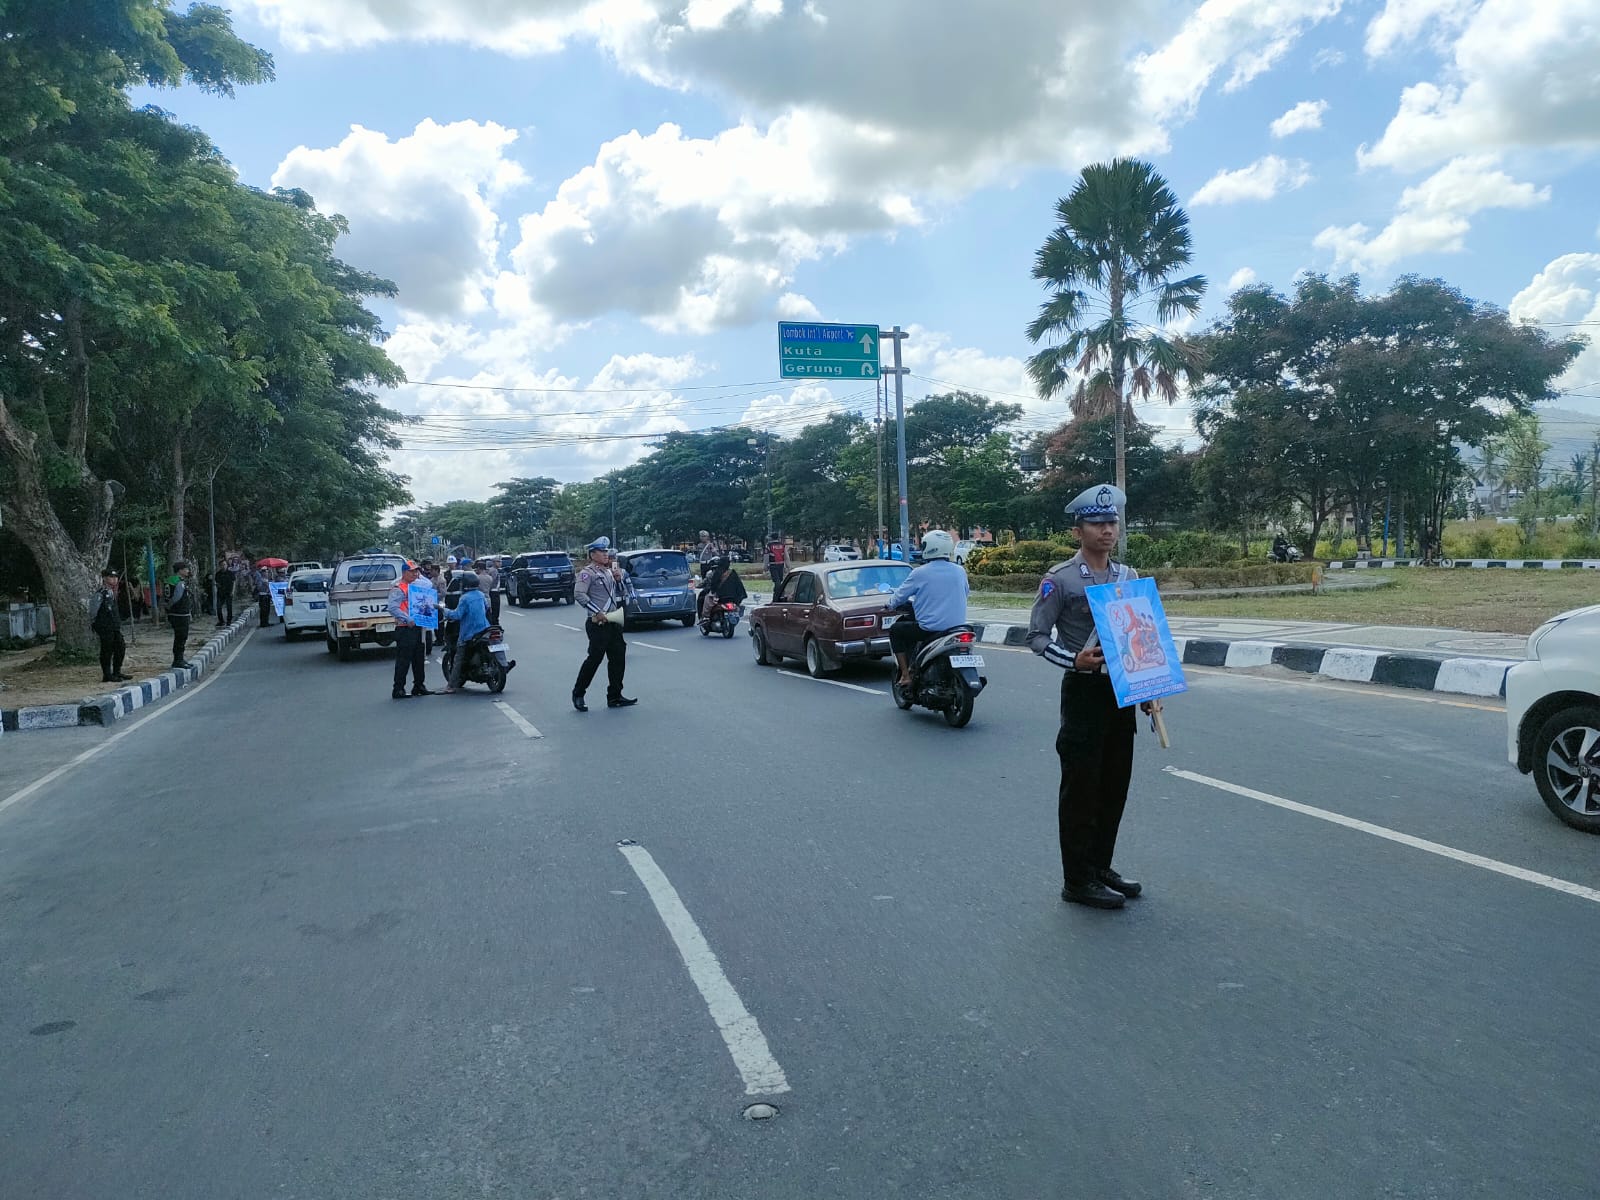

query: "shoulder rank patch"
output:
1039 578 1056 600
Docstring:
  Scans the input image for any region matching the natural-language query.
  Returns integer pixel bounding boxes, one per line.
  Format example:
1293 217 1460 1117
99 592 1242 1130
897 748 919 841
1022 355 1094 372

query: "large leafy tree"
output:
1024 158 1207 542
1029 415 1197 534
767 413 875 554
490 476 561 547
0 2 406 652
901 390 1024 535
1195 274 1581 552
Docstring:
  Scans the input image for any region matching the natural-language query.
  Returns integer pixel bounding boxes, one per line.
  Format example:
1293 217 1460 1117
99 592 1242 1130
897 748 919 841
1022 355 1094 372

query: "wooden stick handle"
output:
1152 706 1170 749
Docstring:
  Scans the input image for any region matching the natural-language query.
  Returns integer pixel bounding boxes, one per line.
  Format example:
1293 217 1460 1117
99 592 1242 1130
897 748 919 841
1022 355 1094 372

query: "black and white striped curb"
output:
964 623 1512 698
1327 558 1600 570
1 613 253 736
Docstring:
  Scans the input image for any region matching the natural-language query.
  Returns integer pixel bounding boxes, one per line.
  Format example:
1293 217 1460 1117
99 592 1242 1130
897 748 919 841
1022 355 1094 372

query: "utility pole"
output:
1591 435 1600 537
207 470 219 620
886 326 911 559
609 475 617 547
875 377 885 557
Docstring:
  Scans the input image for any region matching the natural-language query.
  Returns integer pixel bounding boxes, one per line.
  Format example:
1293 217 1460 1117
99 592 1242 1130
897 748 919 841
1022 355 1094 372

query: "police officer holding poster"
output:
1026 484 1158 911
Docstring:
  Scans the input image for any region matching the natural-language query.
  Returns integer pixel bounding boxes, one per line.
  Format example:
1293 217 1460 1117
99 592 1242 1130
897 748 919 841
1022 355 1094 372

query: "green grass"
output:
962 569 1598 633
1166 569 1597 633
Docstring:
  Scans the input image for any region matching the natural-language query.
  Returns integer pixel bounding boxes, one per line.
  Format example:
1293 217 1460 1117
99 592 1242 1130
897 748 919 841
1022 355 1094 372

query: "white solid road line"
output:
1 626 257 820
776 669 886 696
493 701 543 739
554 623 584 633
1165 766 1600 906
617 842 791 1097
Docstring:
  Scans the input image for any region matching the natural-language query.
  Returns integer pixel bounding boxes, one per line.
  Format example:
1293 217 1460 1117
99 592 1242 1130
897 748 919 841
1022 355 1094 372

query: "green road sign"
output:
778 322 880 379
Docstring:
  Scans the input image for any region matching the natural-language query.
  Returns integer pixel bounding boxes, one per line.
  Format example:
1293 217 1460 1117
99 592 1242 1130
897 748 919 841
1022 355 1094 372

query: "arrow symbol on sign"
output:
861 364 875 376
859 332 875 355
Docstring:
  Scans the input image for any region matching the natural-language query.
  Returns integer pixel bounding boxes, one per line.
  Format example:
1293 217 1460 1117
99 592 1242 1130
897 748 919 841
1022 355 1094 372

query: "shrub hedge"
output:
968 563 1315 593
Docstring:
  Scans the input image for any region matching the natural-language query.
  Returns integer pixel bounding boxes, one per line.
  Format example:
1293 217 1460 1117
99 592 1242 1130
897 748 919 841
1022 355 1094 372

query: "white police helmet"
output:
920 530 955 561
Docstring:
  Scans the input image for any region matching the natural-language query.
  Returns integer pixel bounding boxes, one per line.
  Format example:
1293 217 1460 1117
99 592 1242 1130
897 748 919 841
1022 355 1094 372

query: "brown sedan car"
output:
749 561 914 677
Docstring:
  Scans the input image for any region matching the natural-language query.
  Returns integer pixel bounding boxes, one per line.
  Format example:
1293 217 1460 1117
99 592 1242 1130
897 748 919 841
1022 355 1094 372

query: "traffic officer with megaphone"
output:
572 537 637 712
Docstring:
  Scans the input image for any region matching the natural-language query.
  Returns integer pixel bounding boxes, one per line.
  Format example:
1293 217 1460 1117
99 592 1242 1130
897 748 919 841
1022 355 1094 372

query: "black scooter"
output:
441 624 514 693
890 619 988 728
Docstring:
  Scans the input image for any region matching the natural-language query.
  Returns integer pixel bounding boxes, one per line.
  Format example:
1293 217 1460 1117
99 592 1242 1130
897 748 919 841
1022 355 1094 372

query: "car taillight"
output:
284 593 293 605
844 615 875 629
956 631 974 643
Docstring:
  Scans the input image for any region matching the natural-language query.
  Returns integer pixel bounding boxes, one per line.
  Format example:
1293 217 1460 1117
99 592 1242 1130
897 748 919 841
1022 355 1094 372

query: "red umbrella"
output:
256 557 289 568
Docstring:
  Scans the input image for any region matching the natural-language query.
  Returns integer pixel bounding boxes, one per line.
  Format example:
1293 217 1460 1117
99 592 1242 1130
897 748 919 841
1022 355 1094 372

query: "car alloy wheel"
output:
1535 705 1600 833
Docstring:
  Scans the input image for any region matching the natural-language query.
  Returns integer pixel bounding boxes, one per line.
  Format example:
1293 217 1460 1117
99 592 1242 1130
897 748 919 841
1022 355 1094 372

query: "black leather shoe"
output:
392 691 410 700
102 676 115 683
173 661 192 670
1061 880 1126 909
1097 868 1142 898
607 696 638 708
572 692 588 712
411 687 433 696
114 673 133 682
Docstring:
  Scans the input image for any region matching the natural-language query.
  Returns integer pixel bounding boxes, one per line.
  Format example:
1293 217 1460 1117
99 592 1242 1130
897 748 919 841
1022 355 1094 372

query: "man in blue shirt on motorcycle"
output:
889 530 969 688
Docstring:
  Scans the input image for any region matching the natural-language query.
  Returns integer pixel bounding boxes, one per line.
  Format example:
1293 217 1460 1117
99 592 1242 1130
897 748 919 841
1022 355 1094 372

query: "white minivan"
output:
281 568 332 641
1506 604 1600 833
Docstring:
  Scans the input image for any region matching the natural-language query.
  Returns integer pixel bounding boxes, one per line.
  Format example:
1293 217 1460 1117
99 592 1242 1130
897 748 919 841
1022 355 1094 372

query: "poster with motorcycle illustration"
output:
1084 577 1187 708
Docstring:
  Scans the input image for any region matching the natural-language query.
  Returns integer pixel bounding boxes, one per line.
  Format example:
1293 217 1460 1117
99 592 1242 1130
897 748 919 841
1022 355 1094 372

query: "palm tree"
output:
1024 158 1207 542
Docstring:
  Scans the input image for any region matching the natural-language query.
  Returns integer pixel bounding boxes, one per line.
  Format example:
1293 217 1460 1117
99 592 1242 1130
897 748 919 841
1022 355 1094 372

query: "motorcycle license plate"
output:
490 642 508 655
949 654 984 668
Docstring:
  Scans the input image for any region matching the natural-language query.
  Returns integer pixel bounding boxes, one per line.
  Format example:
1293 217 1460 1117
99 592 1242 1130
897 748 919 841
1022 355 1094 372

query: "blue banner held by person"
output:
268 581 289 617
410 578 439 631
1084 576 1188 708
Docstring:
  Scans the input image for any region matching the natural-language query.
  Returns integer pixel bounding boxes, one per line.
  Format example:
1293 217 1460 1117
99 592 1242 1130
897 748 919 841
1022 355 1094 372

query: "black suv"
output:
508 551 576 606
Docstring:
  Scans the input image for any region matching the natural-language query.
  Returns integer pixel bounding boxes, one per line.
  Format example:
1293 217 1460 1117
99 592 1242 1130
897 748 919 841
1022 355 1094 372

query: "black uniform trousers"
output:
1056 671 1136 884
98 628 126 680
393 626 425 694
258 594 273 626
169 615 191 666
216 585 234 625
574 619 626 701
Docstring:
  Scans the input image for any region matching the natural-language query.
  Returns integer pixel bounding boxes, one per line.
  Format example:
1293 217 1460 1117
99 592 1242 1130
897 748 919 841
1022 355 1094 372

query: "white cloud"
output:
1361 0 1600 170
1314 154 1549 271
1191 155 1312 205
271 119 528 317
1269 99 1327 137
1510 254 1600 394
503 118 920 334
1227 266 1258 289
1363 0 1476 58
1135 0 1344 122
1311 47 1345 69
252 2 1355 331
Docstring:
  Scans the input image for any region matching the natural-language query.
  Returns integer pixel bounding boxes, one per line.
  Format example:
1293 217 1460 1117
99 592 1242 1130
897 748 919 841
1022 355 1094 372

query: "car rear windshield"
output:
291 576 330 592
340 562 398 584
526 555 570 569
627 552 690 580
826 564 911 598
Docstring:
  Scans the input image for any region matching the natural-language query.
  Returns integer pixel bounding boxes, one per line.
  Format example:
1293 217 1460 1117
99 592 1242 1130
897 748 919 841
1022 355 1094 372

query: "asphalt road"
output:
3 600 1597 1199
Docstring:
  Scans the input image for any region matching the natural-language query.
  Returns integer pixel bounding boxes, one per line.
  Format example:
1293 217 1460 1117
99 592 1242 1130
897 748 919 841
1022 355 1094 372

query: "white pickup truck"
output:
325 553 407 660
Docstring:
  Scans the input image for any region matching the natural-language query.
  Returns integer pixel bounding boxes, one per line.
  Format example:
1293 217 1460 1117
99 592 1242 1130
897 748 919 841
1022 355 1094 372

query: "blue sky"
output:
142 0 1600 504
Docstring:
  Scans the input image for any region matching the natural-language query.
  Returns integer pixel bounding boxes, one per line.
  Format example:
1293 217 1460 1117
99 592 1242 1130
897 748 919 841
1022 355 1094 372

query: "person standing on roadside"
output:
767 539 786 587
1026 484 1154 911
476 558 500 624
570 537 634 712
253 564 273 627
93 567 130 683
213 558 236 627
386 561 430 700
165 561 196 669
697 530 715 577
419 561 440 659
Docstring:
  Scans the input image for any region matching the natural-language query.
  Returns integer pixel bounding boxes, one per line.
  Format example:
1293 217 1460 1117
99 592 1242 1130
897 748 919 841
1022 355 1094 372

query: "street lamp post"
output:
748 435 773 549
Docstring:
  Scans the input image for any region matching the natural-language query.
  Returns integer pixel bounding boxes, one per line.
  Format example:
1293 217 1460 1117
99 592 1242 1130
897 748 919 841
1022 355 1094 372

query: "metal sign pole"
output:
888 326 910 560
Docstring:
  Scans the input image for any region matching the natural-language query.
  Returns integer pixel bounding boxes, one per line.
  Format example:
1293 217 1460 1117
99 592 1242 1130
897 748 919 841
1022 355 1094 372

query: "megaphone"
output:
605 606 626 627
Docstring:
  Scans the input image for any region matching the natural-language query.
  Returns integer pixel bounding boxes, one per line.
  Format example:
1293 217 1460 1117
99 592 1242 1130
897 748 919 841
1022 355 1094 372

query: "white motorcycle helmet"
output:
920 530 955 562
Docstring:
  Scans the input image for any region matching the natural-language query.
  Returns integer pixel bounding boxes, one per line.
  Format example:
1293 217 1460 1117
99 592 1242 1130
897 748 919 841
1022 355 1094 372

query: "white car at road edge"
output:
281 568 333 641
1507 603 1600 833
822 544 861 562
